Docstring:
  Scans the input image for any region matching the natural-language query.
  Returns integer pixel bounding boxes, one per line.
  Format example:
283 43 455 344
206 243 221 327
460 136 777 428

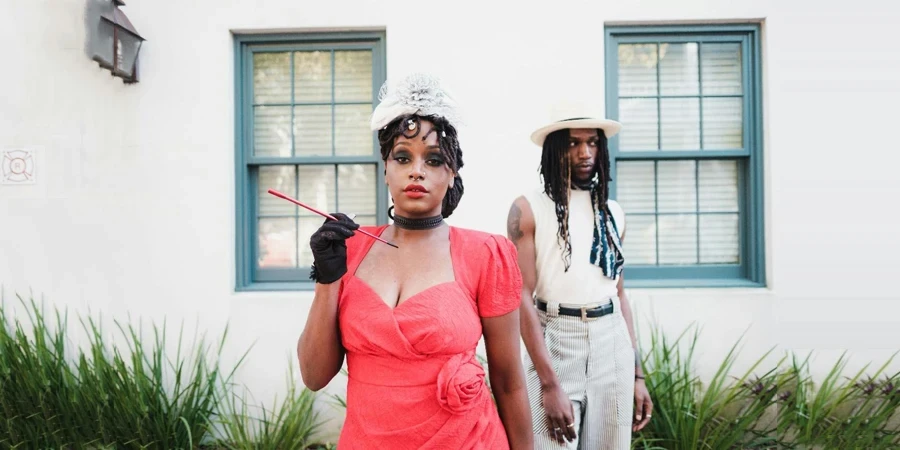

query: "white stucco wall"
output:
2 0 899 439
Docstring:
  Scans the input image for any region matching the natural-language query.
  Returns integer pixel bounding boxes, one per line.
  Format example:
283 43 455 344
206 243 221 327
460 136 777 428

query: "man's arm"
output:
616 228 640 375
616 227 653 431
507 196 575 443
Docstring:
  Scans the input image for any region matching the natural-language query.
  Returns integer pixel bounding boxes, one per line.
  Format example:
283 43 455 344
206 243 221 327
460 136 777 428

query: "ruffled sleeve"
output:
476 235 524 318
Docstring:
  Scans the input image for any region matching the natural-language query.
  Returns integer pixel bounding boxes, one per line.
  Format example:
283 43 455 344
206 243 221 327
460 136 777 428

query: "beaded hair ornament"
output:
370 73 462 132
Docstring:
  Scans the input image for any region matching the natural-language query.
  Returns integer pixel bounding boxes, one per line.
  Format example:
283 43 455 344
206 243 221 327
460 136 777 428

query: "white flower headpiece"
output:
370 73 461 131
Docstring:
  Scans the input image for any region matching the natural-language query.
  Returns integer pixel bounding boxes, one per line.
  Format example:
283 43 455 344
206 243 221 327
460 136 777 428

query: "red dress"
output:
336 225 523 449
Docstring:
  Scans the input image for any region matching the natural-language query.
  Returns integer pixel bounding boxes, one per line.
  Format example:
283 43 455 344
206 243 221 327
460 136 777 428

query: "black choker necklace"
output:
388 207 444 230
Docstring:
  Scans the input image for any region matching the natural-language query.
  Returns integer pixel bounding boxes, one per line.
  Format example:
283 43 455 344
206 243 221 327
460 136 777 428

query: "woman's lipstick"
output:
403 184 428 199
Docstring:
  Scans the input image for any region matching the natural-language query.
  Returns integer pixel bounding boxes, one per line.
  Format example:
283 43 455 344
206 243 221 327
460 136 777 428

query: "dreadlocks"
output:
538 128 612 271
377 114 464 218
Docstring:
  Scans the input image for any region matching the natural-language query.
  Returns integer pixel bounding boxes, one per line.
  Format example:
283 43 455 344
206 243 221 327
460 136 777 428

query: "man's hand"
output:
542 384 576 444
633 379 653 432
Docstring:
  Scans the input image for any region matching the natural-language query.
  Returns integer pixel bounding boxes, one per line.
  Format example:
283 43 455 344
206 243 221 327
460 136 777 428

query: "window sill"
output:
624 278 765 289
236 281 317 292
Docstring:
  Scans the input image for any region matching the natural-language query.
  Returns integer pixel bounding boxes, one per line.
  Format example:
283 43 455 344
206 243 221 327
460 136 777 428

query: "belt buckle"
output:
580 304 600 322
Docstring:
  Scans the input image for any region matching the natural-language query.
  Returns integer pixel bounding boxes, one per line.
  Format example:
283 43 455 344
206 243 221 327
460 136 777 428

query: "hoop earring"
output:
388 206 395 220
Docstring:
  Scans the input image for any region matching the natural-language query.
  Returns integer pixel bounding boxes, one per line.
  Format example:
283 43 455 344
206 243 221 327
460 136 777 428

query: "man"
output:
506 105 653 449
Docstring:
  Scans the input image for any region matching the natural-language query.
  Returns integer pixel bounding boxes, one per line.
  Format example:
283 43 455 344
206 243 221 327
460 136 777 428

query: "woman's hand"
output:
309 213 359 284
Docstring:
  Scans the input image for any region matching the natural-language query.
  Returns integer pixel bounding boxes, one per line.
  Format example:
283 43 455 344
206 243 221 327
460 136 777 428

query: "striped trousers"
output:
524 297 635 450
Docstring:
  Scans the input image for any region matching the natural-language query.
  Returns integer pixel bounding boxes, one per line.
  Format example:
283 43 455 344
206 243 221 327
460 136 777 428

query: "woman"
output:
297 74 533 449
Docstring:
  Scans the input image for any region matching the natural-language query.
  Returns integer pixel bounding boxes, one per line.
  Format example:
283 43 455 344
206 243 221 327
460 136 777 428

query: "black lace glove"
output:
309 213 359 284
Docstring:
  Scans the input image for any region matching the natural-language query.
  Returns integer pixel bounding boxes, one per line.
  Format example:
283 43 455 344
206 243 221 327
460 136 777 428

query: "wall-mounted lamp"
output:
92 0 145 84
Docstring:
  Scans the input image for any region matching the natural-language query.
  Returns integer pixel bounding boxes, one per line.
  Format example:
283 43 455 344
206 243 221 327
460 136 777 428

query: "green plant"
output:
0 295 81 448
777 352 900 449
0 294 237 449
327 368 348 411
632 323 783 450
213 361 326 449
632 322 900 450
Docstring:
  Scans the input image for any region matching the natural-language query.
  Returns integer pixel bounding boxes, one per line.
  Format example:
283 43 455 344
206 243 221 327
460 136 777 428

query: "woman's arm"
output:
297 281 345 391
482 310 534 450
296 213 357 391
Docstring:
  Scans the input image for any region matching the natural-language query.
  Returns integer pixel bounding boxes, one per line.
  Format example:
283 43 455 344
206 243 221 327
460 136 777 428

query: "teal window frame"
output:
604 24 765 288
234 31 388 291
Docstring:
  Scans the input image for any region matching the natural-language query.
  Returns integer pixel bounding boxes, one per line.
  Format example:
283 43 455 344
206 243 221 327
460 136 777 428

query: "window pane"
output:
297 165 336 218
657 160 696 213
258 218 297 268
294 51 332 103
296 214 377 269
253 106 291 157
618 44 658 96
335 51 373 102
258 166 297 216
703 98 743 149
294 165 337 269
294 105 332 156
353 215 378 226
701 43 742 95
619 98 658 150
698 160 739 212
659 43 699 96
625 214 657 265
660 98 700 150
700 214 739 263
616 159 743 267
337 164 377 215
297 217 322 269
616 161 655 213
253 52 291 104
658 214 697 265
335 105 372 156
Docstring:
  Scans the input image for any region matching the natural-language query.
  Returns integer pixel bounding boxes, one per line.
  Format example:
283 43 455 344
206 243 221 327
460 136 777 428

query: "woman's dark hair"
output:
538 128 611 270
377 114 464 218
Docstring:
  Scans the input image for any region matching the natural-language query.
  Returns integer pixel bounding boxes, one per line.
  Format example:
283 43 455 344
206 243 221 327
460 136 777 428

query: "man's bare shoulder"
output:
507 196 535 245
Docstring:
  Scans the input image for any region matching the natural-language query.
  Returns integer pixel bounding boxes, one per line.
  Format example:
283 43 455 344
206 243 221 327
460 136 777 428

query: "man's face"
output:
567 128 600 183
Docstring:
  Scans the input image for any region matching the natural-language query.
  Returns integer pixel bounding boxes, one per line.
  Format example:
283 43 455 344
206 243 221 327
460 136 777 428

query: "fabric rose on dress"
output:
436 351 488 414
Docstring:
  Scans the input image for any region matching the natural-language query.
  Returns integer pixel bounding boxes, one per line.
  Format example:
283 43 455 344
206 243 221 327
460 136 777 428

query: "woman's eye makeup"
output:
391 149 410 162
390 149 445 167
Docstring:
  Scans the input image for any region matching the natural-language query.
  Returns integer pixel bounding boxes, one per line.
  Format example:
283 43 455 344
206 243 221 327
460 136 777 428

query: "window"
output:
604 24 764 287
235 32 387 290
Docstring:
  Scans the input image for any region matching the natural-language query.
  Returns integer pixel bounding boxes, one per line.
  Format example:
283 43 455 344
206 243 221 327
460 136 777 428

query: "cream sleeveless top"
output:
524 187 625 305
